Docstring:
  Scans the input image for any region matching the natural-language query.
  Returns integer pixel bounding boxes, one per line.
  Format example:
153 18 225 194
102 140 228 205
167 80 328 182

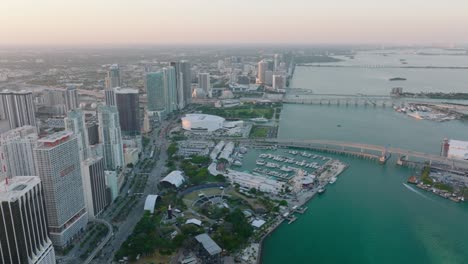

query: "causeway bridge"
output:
230 138 468 171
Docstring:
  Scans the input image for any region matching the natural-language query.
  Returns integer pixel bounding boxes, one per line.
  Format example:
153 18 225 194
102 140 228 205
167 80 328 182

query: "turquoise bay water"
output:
262 51 468 264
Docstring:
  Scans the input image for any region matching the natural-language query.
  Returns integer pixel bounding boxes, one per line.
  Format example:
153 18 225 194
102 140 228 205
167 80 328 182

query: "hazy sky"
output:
1 0 468 46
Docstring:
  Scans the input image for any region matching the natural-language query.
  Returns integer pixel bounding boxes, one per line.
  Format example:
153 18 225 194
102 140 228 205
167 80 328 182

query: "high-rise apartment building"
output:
179 61 192 106
65 109 89 161
145 72 165 112
170 62 184 109
0 176 56 264
198 73 210 96
273 75 285 90
34 131 88 249
0 90 36 129
98 105 124 170
163 66 177 113
81 156 109 219
0 126 38 179
114 87 140 135
65 86 79 111
257 60 268 84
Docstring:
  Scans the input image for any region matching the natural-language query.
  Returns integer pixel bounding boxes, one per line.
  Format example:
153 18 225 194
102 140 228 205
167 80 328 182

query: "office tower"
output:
65 109 89 161
34 131 88 249
0 126 38 180
169 62 182 109
105 88 116 106
179 61 192 107
105 64 121 89
198 73 211 96
145 72 165 112
81 156 109 219
98 105 124 170
257 60 268 84
0 90 36 129
163 66 177 113
42 89 65 107
0 176 56 264
273 75 285 90
274 54 280 72
265 70 273 86
65 86 79 111
114 87 140 135
87 121 99 146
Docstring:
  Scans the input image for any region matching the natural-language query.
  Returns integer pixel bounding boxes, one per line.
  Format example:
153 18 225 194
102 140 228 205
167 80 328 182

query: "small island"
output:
389 77 407 81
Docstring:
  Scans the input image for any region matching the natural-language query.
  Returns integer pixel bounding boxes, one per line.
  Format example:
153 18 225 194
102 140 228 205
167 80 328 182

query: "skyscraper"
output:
65 109 89 161
34 131 88 249
105 88 116 106
98 105 124 170
179 61 192 107
81 156 109 219
0 176 56 264
105 64 121 89
0 90 36 129
274 54 280 72
163 66 177 113
273 75 285 90
145 72 165 112
114 87 140 135
64 86 79 111
0 126 38 180
257 60 268 84
198 73 211 96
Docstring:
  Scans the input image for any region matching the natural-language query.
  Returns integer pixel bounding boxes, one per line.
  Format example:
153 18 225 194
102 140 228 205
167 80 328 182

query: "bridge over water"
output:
241 138 468 171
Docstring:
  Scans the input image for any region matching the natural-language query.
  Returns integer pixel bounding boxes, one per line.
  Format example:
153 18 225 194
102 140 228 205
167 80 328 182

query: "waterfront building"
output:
114 87 140 135
65 109 89 161
273 75 285 90
0 126 38 180
81 156 109 219
0 176 56 264
65 86 79 111
98 105 124 170
446 139 468 160
181 114 225 132
34 131 88 249
257 60 268 84
145 72 165 112
0 90 36 129
198 73 211 96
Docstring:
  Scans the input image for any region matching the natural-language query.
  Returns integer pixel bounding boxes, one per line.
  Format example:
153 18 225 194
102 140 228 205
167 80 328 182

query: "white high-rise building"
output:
257 60 268 84
0 176 56 264
105 64 121 89
0 90 36 129
34 131 88 249
65 109 89 161
0 126 38 180
198 73 211 97
98 105 124 171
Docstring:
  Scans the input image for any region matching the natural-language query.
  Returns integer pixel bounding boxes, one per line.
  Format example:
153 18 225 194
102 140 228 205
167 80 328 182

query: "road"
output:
90 121 171 263
83 219 113 264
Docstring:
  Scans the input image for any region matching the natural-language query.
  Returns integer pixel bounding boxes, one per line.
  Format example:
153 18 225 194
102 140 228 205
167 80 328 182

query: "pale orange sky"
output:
1 0 468 46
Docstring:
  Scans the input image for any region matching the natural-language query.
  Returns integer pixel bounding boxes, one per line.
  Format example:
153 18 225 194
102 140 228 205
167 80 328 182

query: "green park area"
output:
197 103 282 120
250 125 269 138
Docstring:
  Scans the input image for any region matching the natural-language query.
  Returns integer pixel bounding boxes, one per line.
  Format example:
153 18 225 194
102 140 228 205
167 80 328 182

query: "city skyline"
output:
1 0 468 46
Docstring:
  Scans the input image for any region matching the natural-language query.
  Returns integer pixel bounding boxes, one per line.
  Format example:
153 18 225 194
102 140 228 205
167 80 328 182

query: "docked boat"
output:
266 162 278 168
256 160 266 166
288 150 298 155
250 117 269 123
329 177 337 184
280 166 293 172
233 160 242 166
318 188 326 194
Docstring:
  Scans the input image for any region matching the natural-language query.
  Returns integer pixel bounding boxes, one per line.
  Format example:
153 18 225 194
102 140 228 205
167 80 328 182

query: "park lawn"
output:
250 126 269 138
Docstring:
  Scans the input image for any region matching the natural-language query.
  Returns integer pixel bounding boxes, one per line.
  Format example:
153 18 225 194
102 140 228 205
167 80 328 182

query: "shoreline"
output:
256 161 348 264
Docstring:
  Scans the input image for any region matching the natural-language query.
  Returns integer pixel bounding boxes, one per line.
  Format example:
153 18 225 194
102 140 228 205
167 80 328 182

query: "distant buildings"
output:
257 60 268 84
0 176 56 264
114 87 140 135
65 86 79 111
98 105 124 171
34 131 88 249
198 73 211 96
105 64 121 89
0 126 38 179
65 109 89 161
0 90 36 129
273 75 285 90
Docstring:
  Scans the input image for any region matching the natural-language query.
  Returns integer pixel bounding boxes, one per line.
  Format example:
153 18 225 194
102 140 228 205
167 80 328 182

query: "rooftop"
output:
0 176 41 202
114 87 139 94
195 233 222 256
